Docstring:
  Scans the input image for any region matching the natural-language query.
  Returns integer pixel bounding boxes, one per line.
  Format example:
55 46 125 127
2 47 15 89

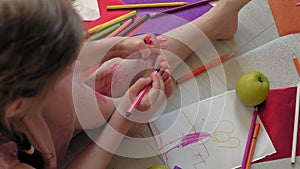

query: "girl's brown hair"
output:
0 0 84 167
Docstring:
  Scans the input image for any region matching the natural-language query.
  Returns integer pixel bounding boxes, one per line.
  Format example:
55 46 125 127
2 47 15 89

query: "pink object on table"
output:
241 107 259 169
126 67 161 117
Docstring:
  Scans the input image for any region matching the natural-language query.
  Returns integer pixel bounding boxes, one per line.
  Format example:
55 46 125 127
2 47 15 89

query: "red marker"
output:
176 54 228 84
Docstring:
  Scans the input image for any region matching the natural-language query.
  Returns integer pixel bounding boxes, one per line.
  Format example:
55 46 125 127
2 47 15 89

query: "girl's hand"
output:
117 71 173 123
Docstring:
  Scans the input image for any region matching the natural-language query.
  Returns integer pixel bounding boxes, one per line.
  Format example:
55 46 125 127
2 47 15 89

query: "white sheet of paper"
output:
150 90 275 169
73 0 100 21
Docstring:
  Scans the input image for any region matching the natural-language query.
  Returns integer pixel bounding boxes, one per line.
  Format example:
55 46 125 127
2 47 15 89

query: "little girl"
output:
0 0 172 168
0 0 250 168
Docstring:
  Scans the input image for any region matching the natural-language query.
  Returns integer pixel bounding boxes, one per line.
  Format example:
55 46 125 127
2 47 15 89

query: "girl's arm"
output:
77 35 160 71
67 73 170 169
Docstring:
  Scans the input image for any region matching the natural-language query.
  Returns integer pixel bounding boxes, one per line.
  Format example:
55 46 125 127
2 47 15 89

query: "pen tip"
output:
126 112 131 117
156 66 162 72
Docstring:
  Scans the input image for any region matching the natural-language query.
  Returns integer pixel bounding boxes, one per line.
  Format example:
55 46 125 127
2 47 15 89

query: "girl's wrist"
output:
108 109 134 134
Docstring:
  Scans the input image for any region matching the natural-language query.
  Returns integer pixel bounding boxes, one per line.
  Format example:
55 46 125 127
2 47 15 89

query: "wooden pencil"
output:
88 23 121 41
291 81 300 163
106 18 134 38
107 2 187 10
150 0 217 18
117 14 150 37
241 107 258 169
245 123 261 169
293 54 300 76
87 10 137 35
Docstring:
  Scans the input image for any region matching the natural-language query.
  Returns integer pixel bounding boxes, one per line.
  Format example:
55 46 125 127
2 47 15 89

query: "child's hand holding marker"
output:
117 66 172 123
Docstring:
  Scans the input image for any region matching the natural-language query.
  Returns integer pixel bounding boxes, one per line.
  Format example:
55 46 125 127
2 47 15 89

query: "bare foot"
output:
193 0 250 40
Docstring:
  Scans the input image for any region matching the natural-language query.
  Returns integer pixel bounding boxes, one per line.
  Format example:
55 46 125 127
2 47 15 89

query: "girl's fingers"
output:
146 72 164 103
164 76 173 98
161 68 171 82
130 77 151 96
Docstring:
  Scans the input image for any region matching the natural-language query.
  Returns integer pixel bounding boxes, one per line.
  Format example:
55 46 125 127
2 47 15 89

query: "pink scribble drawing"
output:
159 132 210 168
151 111 211 169
161 132 210 152
192 152 207 169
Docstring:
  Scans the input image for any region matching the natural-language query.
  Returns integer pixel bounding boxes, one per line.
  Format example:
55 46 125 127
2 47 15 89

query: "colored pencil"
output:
88 23 121 41
291 80 300 163
126 66 161 117
292 54 300 163
117 14 150 37
150 0 217 18
293 54 300 76
176 54 228 84
87 10 137 35
106 18 134 38
246 123 261 169
296 1 300 6
241 107 258 169
107 2 187 10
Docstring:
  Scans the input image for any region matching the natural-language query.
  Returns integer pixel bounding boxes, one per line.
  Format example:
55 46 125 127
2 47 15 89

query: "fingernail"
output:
159 37 168 42
160 44 168 50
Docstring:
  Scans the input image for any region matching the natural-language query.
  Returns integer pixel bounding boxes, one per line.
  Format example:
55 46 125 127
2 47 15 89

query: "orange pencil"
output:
245 123 260 169
106 18 133 38
293 54 300 76
176 54 229 84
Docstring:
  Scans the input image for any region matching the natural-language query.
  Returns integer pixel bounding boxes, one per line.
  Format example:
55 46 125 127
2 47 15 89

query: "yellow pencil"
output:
87 10 137 35
107 2 187 10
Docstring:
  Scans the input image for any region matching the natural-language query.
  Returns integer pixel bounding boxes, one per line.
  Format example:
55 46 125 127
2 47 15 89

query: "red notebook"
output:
257 86 299 162
267 0 300 36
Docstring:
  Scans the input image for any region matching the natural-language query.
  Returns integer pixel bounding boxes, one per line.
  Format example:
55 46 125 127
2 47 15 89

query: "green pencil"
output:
88 23 121 41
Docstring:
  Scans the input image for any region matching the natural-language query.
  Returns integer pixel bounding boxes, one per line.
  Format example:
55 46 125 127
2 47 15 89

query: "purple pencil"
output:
150 0 217 18
241 107 259 169
117 14 150 37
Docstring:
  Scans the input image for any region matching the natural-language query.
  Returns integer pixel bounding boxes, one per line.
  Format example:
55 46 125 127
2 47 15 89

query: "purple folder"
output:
122 0 213 35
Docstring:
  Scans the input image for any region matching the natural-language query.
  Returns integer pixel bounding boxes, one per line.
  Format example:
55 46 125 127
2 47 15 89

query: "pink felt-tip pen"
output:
125 66 161 117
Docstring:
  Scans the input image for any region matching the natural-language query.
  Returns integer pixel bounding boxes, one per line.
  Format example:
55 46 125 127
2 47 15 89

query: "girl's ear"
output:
5 98 29 118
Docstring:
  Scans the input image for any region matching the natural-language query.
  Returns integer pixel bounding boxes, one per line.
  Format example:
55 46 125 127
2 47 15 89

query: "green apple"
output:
235 71 270 106
147 164 169 169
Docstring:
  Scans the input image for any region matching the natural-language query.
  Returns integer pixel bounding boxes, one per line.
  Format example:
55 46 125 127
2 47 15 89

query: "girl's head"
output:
0 0 83 135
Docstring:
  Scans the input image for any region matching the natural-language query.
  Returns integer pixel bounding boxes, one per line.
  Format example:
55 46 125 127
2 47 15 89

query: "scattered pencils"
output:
246 123 261 169
88 23 121 41
106 18 134 38
241 107 258 169
87 10 137 35
291 53 300 163
176 54 228 84
107 2 187 10
117 14 150 37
